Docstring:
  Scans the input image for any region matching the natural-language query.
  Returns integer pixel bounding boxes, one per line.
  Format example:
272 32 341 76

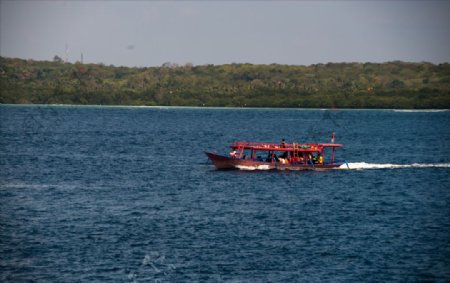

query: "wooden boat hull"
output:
205 152 275 170
205 152 343 171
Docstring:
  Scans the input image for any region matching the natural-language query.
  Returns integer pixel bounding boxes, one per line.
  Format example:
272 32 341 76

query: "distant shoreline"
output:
1 57 449 109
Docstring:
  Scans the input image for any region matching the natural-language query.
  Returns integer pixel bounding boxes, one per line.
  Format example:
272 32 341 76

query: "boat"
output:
205 138 346 171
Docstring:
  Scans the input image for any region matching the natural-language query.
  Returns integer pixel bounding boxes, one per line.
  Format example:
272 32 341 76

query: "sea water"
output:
1 105 449 282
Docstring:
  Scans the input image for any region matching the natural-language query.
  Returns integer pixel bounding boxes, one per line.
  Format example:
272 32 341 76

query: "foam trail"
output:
339 162 450 170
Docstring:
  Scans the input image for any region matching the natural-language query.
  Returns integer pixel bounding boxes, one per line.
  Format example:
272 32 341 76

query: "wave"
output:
393 109 447 113
339 162 450 170
0 182 78 190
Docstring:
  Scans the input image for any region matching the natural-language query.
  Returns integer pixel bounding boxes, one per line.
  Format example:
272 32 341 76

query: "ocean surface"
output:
1 105 449 282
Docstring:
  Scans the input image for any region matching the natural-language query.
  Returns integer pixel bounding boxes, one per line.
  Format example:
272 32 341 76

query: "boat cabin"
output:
229 141 342 166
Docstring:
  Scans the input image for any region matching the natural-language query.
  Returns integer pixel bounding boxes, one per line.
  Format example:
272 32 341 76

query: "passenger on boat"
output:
273 154 279 162
230 150 237 157
307 153 315 165
281 138 286 148
291 155 304 163
318 153 324 164
310 153 324 164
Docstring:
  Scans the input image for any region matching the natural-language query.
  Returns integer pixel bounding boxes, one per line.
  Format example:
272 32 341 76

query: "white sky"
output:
1 0 449 67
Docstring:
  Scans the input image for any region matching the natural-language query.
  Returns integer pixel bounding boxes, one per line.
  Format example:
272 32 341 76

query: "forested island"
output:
1 56 449 108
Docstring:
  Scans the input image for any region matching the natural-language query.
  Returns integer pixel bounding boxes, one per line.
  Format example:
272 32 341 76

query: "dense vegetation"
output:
1 56 449 108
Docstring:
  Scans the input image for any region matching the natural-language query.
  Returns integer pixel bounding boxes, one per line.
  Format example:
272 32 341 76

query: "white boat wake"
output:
339 162 450 170
235 164 272 171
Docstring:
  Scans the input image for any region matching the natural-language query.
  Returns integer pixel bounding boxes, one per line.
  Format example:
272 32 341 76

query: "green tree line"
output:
1 56 449 108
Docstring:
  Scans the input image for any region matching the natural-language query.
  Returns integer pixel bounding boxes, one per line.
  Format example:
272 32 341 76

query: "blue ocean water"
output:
1 105 449 282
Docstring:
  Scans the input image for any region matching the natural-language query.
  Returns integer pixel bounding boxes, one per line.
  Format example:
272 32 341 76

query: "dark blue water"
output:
1 105 449 282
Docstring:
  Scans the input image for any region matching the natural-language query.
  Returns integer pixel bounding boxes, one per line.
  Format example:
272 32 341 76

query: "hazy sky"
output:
1 0 449 67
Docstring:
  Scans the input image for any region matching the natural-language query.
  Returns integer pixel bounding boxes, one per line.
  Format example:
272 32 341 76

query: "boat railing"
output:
231 141 279 150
